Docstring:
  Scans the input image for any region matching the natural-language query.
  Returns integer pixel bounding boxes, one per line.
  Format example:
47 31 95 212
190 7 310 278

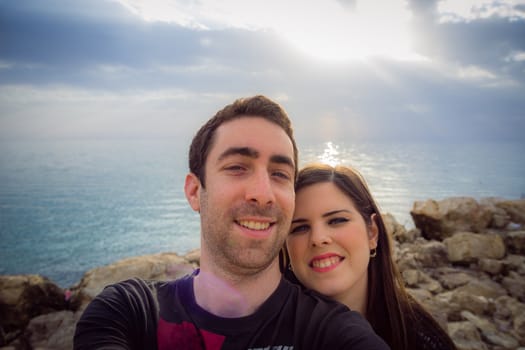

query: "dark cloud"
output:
407 1 525 82
0 1 203 67
0 0 301 90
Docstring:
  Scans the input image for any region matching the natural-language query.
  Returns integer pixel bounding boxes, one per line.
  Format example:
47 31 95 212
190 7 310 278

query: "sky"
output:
1 0 524 145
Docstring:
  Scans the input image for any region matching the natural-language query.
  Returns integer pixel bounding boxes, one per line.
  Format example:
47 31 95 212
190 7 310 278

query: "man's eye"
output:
225 165 245 172
329 217 349 225
272 171 291 180
290 224 309 234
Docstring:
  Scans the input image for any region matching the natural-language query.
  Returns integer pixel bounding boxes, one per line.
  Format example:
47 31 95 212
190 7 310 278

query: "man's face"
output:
186 116 295 275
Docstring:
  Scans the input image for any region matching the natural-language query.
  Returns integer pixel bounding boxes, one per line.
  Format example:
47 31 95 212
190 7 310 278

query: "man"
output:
74 95 389 349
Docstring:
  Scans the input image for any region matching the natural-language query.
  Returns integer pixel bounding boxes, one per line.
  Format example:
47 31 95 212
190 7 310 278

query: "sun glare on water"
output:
319 142 341 166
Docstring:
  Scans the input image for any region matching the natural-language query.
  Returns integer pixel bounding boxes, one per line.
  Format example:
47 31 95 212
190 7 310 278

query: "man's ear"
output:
184 173 201 212
368 213 379 249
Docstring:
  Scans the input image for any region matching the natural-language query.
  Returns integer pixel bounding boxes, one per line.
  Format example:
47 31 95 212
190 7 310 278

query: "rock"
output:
415 240 449 268
502 271 525 302
383 213 418 243
454 278 508 300
406 287 433 304
402 269 420 287
461 310 519 349
73 252 196 308
477 258 503 275
479 197 512 229
407 288 450 329
448 321 488 350
183 249 201 265
3 196 525 349
504 230 525 255
0 275 66 346
420 272 443 293
435 269 474 290
514 311 525 343
439 290 489 319
395 246 420 271
492 296 525 342
495 199 525 225
402 269 442 293
444 232 506 263
410 197 493 240
22 310 80 350
501 254 525 275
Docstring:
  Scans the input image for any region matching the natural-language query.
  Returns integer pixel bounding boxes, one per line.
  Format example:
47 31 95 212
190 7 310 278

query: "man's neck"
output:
193 261 281 318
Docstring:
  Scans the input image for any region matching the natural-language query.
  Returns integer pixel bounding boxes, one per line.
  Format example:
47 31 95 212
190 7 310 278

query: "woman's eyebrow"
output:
322 209 351 218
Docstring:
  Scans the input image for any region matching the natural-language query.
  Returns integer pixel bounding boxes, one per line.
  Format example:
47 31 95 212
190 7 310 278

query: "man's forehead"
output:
211 117 294 160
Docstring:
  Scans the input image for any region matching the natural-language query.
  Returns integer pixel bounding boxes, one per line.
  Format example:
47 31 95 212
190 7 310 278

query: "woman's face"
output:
286 182 377 310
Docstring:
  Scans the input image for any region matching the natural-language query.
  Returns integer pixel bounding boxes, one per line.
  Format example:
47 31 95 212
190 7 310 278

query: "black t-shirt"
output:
74 272 390 349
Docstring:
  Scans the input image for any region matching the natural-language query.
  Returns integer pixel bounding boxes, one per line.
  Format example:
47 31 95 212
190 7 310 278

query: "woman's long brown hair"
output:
289 163 412 349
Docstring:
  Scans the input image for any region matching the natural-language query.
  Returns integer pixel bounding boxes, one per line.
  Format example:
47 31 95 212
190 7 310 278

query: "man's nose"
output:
245 170 275 206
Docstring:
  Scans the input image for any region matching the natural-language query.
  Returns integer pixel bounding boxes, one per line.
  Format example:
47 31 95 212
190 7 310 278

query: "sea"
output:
1 139 524 288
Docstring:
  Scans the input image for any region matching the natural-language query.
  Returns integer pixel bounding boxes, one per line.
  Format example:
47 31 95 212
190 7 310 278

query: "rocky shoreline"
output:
1 196 524 350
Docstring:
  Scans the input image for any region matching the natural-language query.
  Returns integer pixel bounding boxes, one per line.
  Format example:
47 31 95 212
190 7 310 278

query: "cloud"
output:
437 0 525 22
0 0 524 143
0 84 235 140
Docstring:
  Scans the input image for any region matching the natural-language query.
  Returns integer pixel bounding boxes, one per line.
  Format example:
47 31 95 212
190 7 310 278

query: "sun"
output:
116 0 421 62
278 1 419 62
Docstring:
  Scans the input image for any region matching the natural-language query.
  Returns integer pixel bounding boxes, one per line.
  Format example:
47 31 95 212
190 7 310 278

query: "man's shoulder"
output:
277 280 389 349
282 279 349 310
279 279 367 324
92 274 194 310
99 277 164 297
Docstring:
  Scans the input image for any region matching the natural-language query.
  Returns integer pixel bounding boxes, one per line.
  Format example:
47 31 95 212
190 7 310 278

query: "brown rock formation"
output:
2 196 524 349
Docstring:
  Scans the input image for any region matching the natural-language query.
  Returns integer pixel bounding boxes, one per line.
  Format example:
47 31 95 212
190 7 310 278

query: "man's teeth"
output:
312 256 341 268
238 220 270 230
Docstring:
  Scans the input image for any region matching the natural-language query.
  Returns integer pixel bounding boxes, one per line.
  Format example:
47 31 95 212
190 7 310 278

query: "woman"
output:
284 163 456 350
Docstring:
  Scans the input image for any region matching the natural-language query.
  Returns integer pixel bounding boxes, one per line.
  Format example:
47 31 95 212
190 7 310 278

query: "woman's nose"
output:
309 227 332 247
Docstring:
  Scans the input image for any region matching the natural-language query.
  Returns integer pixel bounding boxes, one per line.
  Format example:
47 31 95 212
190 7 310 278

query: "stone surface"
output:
22 310 80 350
2 195 525 349
444 232 506 263
448 321 488 350
411 197 493 240
72 252 196 308
495 199 525 225
461 311 519 349
0 275 67 346
504 230 525 254
502 271 525 302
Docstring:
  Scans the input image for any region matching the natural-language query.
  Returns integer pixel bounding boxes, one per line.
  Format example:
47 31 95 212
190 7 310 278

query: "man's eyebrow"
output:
217 147 294 170
218 147 259 161
270 154 295 170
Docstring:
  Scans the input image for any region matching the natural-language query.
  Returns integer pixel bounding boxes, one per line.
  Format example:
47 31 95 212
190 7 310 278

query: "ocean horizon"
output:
1 138 524 288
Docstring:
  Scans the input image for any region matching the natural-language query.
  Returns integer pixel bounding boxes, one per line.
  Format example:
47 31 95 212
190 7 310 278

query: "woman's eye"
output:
290 224 309 234
329 217 349 225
